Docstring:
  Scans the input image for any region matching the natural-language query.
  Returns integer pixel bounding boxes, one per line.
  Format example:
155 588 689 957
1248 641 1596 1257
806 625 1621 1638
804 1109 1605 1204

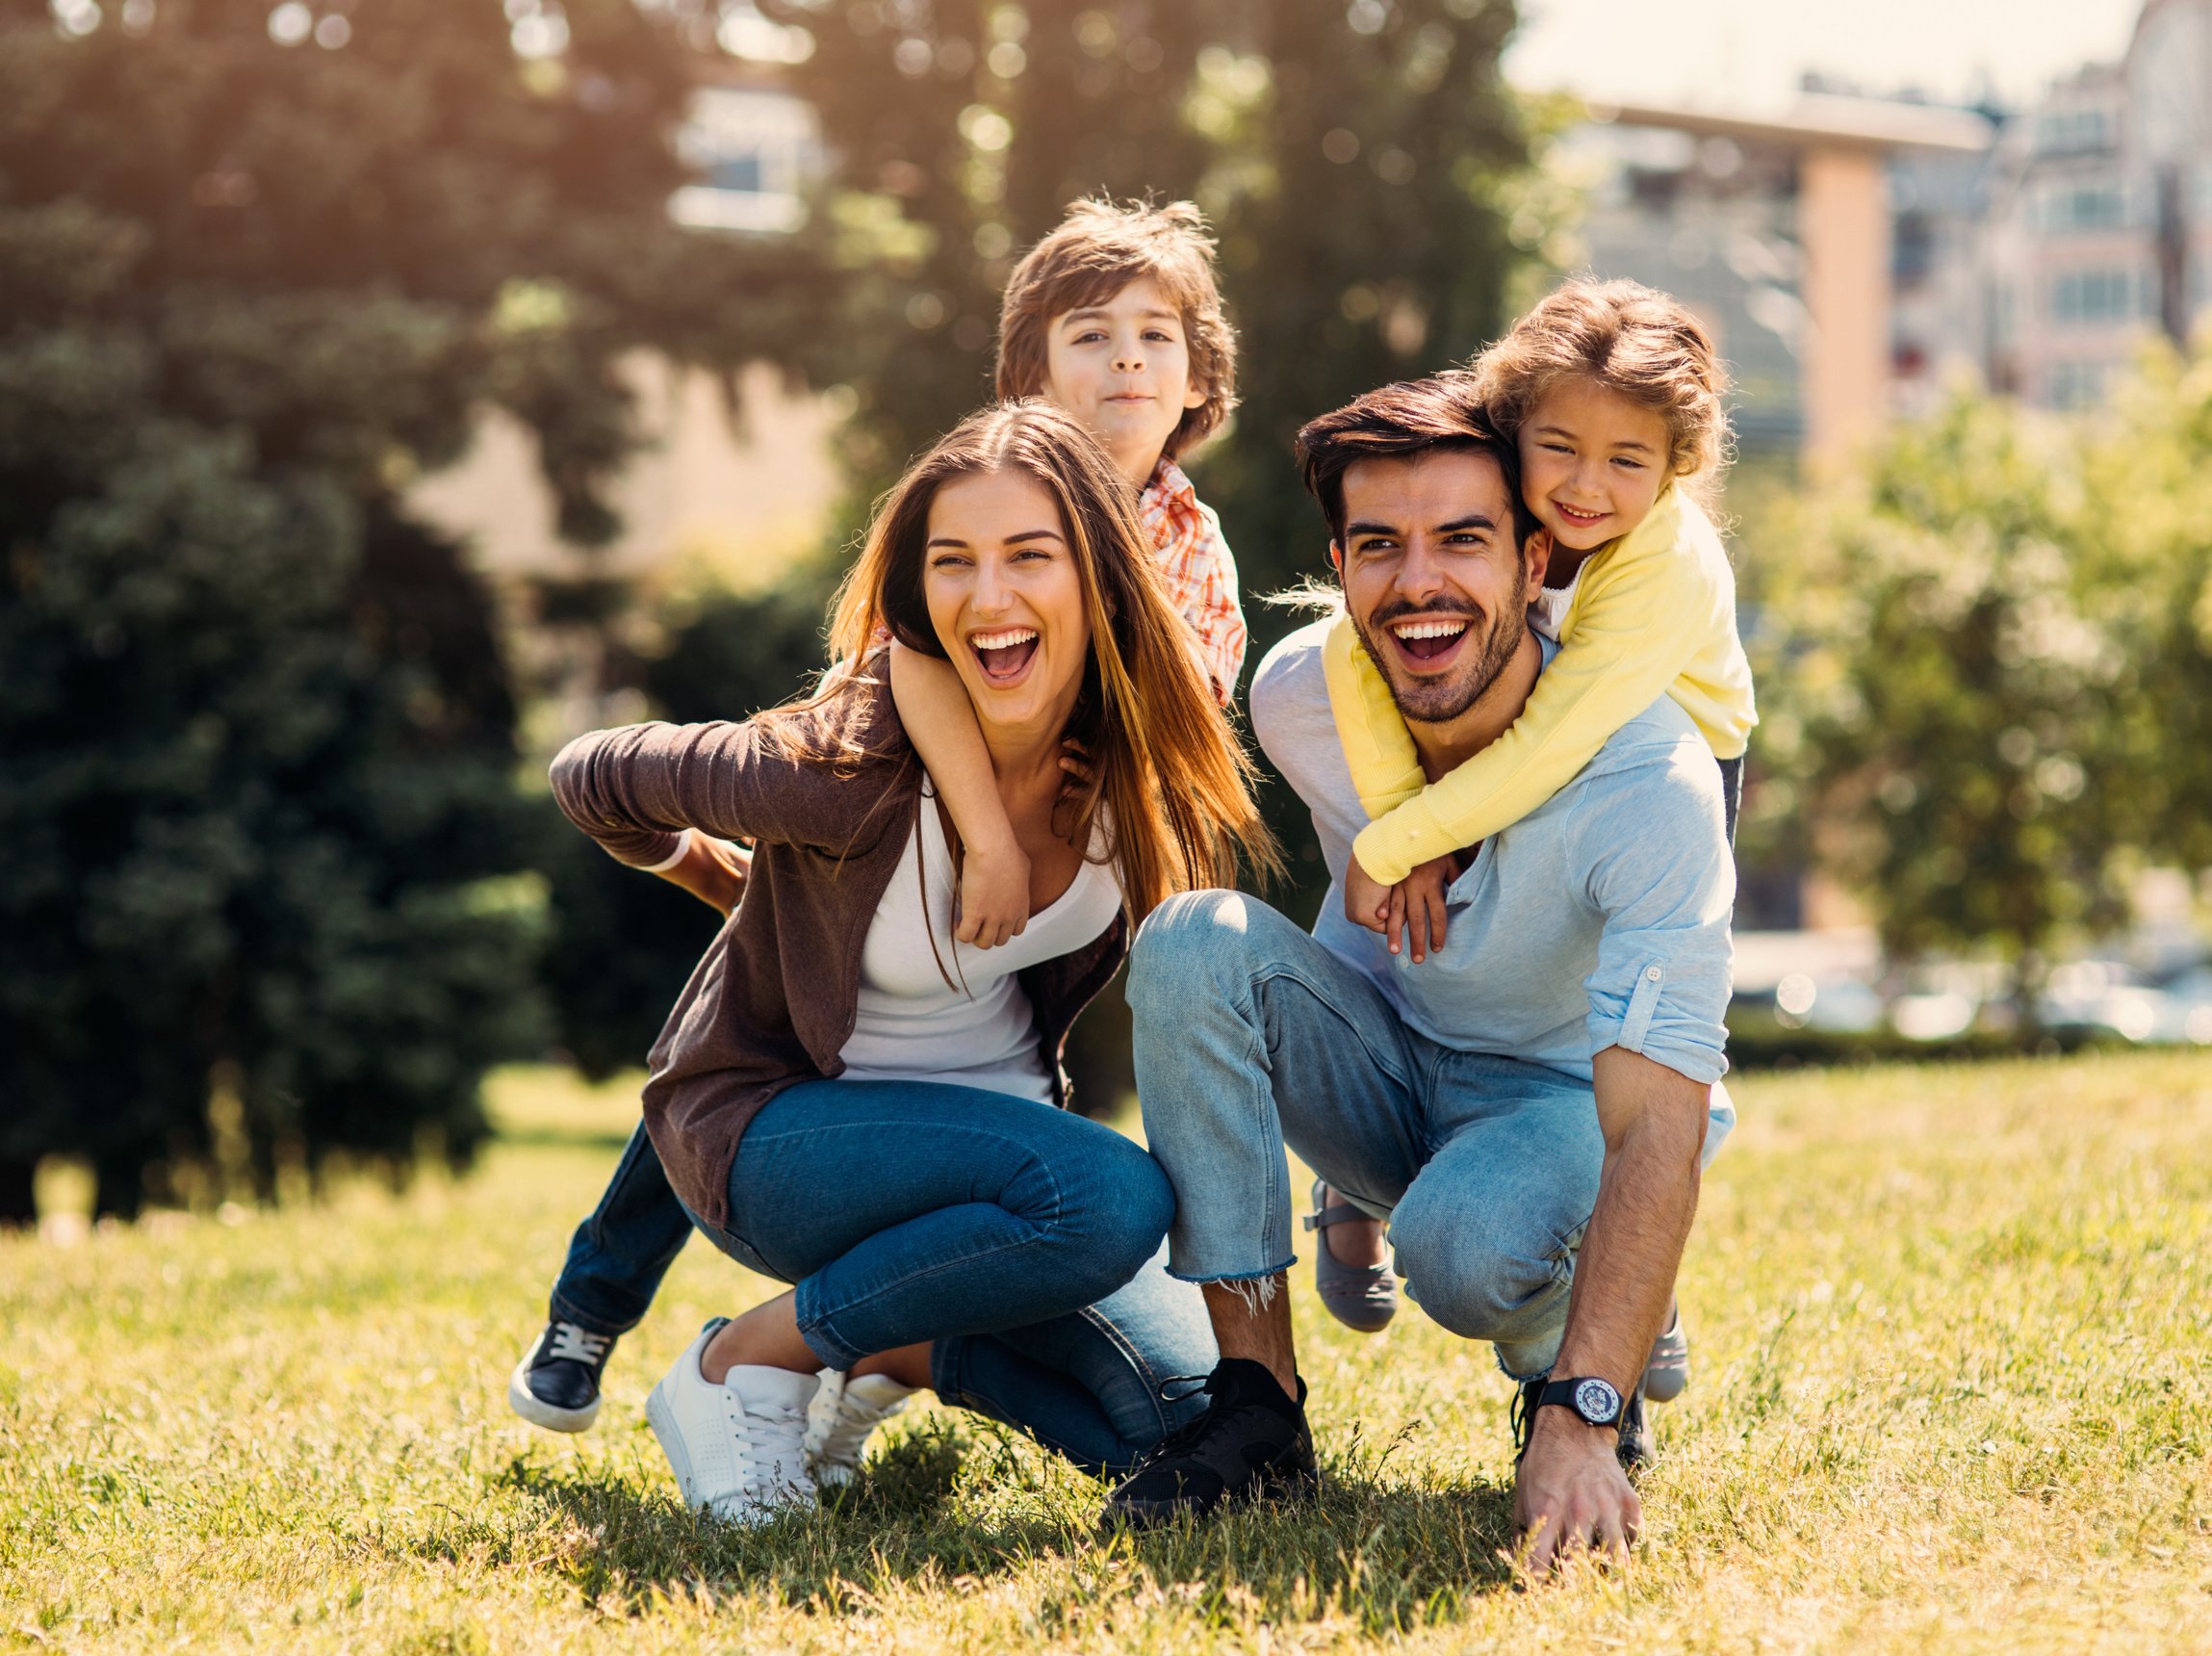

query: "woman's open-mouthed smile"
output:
924 468 1093 733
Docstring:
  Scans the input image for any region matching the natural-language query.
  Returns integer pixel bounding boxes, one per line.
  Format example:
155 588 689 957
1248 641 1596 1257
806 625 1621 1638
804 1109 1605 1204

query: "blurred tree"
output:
2077 349 2212 876
0 0 810 1217
755 0 1532 619
741 0 1535 919
1764 392 2131 1013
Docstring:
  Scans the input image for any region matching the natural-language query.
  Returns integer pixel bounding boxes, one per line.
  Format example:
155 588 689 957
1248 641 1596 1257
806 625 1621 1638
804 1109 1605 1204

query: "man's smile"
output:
1382 611 1475 668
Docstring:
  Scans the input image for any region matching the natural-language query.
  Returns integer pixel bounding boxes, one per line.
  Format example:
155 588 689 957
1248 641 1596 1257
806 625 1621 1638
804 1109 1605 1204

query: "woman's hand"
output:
957 837 1031 949
658 834 752 918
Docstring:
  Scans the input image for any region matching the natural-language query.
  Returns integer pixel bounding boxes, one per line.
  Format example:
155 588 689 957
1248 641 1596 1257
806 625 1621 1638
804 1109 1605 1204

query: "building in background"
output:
1555 91 1995 467
409 56 836 738
1552 0 2212 456
1974 0 2212 408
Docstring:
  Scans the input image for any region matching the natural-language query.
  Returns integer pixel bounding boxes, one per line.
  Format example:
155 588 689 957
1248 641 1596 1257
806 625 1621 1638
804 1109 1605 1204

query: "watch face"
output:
1573 1377 1623 1425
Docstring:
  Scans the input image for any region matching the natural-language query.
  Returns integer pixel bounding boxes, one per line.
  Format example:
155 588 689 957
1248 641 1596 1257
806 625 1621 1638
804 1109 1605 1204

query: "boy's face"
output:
1042 275 1208 487
1515 375 1671 553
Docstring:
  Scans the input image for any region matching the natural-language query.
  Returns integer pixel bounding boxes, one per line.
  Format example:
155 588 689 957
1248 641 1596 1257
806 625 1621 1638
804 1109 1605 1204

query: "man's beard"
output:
1350 570 1530 727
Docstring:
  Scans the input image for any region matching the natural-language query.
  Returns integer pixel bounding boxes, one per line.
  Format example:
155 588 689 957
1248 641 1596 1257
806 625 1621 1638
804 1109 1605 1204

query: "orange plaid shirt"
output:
1140 457 1247 706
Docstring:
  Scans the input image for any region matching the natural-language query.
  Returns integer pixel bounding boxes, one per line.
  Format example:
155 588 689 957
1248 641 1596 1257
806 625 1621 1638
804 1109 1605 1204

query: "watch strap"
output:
1537 1375 1623 1427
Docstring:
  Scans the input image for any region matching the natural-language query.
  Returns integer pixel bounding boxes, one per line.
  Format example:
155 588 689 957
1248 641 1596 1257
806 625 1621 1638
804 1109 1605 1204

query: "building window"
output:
670 85 820 235
2035 108 2111 155
2039 184 2127 234
2050 267 2140 323
2045 361 2110 407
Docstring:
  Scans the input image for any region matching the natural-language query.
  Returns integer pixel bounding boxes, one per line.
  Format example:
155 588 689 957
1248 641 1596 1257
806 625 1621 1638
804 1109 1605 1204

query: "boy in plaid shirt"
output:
508 198 1250 1442
884 197 1247 948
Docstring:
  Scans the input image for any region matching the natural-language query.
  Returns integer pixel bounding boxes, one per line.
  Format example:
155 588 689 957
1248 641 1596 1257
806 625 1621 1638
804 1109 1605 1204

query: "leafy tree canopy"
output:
0 0 804 1215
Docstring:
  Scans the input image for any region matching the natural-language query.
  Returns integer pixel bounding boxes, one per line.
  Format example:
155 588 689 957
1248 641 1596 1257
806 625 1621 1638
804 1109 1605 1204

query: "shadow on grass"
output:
404 1418 1520 1636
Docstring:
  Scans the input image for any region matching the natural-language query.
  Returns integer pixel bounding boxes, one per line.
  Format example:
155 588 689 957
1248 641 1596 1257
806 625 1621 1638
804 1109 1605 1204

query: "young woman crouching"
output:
549 401 1275 1522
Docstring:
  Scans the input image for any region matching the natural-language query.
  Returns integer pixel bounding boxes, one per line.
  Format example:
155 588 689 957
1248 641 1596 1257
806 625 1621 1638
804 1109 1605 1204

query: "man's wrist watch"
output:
1537 1375 1624 1430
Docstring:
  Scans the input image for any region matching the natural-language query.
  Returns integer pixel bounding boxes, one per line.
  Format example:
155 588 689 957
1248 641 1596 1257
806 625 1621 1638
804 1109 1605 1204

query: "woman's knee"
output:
1076 1140 1176 1286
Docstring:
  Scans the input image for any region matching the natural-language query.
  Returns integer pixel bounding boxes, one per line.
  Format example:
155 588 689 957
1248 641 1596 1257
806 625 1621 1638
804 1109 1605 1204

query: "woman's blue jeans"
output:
555 1078 1214 1476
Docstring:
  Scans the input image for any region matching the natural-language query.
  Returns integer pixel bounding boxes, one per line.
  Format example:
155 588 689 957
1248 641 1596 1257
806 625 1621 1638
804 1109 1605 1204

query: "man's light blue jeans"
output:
1128 890 1726 1381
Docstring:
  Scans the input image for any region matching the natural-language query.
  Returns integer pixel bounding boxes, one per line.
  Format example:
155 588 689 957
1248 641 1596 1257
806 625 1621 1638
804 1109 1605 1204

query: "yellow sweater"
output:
1324 482 1757 886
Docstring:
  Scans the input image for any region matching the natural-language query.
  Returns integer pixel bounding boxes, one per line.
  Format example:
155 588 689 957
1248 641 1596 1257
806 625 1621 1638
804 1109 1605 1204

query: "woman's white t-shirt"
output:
836 782 1123 1103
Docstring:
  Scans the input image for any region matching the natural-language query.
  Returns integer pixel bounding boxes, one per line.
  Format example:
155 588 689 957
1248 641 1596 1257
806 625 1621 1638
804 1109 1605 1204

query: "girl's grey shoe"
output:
1305 1178 1397 1333
1642 1305 1690 1403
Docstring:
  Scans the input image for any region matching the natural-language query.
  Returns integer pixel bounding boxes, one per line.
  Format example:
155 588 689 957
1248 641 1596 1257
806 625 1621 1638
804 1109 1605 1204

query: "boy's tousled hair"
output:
1294 372 1539 550
1472 277 1732 479
995 196 1237 462
821 400 1277 918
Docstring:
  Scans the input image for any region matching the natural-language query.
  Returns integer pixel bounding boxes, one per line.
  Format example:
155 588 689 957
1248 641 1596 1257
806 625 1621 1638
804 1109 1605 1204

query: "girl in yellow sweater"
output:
1313 279 1756 1400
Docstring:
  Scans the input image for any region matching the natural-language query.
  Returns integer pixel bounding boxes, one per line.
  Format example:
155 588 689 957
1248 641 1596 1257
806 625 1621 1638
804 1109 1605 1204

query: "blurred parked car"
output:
2038 959 2165 1044
2149 962 2212 1046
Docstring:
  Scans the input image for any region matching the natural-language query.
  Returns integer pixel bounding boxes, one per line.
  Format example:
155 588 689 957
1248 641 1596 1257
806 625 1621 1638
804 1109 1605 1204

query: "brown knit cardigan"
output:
549 665 1129 1228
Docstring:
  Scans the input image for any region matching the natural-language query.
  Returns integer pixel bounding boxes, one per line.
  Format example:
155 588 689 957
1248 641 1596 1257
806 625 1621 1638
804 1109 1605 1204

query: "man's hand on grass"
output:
1511 1408 1641 1578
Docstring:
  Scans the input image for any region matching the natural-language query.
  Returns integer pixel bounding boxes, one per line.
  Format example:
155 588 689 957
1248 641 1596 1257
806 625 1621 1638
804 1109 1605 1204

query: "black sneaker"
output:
507 1320 616 1433
1511 1375 1651 1473
1100 1358 1319 1529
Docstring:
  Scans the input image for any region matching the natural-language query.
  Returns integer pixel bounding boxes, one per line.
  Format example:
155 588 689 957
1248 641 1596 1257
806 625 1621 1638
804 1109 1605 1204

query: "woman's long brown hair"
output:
821 399 1277 919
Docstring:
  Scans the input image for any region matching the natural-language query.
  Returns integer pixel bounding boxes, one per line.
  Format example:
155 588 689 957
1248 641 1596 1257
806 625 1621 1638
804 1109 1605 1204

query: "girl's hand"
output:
1057 737 1094 805
956 838 1030 949
1395 856 1453 965
1344 853 1392 936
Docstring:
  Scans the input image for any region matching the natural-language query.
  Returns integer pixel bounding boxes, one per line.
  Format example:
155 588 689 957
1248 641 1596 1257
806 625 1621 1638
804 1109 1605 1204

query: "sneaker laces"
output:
1135 1371 1238 1465
545 1323 611 1366
721 1390 812 1496
1509 1375 1544 1461
810 1374 910 1468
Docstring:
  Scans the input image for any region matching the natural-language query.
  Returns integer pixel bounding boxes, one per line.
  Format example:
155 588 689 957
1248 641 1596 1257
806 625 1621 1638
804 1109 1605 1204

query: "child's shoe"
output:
1642 1304 1691 1403
508 1319 615 1433
1305 1178 1397 1333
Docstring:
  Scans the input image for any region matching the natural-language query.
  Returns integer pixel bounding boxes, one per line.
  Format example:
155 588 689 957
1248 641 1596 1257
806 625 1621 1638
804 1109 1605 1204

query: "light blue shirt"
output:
1250 618 1736 1085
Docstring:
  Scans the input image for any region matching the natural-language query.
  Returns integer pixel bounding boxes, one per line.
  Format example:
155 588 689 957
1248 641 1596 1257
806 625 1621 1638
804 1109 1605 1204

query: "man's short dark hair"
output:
1294 374 1539 549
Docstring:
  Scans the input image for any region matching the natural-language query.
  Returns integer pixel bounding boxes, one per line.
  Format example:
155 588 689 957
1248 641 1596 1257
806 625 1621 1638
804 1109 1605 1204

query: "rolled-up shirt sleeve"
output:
1573 741 1736 1084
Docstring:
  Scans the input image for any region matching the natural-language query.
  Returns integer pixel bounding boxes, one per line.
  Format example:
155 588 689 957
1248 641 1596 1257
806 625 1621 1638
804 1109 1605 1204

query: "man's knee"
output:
1126 888 1278 1016
1389 1193 1571 1344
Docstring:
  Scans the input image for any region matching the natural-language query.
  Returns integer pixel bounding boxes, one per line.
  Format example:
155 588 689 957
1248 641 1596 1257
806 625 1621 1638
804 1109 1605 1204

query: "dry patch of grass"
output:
6 1052 2212 1652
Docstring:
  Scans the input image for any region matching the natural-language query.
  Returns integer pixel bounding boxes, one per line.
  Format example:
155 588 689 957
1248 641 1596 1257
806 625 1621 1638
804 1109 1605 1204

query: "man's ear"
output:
1328 540 1345 577
1524 527 1553 589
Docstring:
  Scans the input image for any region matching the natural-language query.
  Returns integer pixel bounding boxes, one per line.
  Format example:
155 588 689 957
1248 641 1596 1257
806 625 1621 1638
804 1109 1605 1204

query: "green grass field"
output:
7 1051 2212 1654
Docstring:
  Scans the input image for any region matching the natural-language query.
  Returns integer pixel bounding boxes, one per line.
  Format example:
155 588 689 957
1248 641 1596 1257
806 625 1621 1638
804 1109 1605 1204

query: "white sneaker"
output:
646 1320 820 1525
803 1369 917 1488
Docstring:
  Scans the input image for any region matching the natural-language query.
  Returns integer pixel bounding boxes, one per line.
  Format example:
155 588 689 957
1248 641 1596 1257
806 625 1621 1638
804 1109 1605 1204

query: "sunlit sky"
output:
1504 0 2148 113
